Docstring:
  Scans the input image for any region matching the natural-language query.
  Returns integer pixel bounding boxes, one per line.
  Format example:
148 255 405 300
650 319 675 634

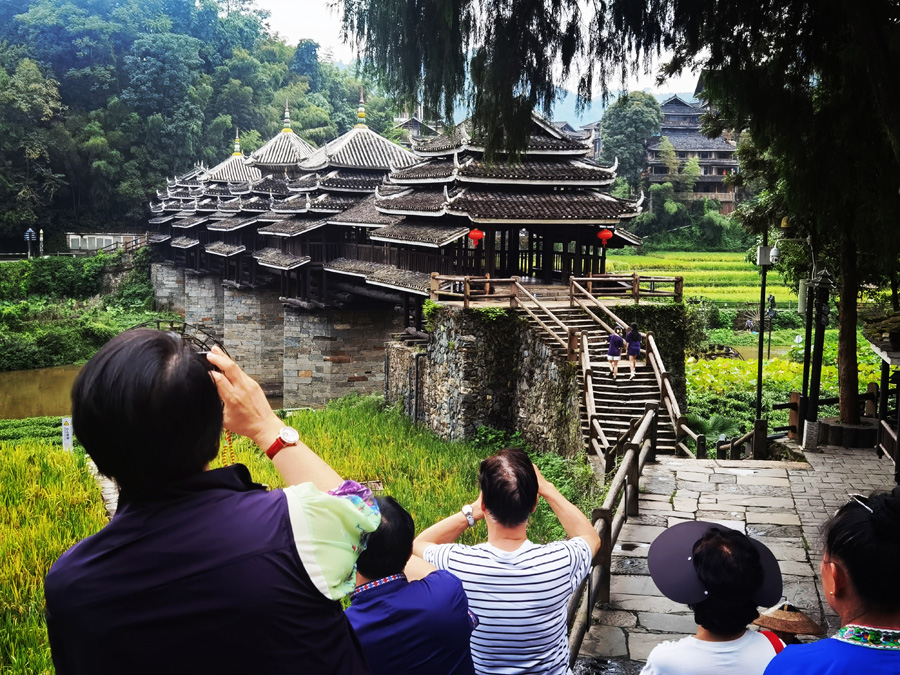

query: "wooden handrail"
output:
514 281 571 344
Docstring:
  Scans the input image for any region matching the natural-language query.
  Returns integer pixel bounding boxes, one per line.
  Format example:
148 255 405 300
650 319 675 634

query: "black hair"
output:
626 323 641 343
824 487 900 613
71 329 223 499
479 447 538 527
356 496 414 580
689 528 764 636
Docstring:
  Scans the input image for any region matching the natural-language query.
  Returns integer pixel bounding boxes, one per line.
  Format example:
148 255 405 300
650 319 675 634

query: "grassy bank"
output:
1 397 602 673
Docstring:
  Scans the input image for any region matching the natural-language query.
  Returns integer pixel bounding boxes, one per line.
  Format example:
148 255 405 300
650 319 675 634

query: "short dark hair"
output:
825 487 900 613
72 329 223 499
356 496 414 579
689 527 763 635
479 447 538 527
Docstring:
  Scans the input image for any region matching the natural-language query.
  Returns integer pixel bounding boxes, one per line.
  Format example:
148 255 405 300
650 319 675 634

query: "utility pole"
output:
766 294 776 360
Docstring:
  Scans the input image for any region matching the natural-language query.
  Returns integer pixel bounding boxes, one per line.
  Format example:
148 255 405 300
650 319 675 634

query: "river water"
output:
0 364 82 419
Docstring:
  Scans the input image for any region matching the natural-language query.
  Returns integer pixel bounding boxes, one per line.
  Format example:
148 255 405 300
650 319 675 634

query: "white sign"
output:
794 335 803 344
62 417 73 451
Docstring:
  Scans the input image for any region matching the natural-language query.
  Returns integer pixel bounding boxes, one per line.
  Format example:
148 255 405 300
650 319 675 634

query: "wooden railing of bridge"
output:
566 404 658 666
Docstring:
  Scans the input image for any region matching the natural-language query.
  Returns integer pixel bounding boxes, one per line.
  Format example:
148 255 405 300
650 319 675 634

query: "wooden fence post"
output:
463 277 471 309
594 507 613 604
645 402 659 463
716 435 727 460
674 276 684 303
569 276 575 308
696 434 707 460
625 444 640 517
567 327 579 362
866 382 879 417
752 419 769 459
510 277 519 308
632 273 640 304
429 272 440 301
788 391 801 440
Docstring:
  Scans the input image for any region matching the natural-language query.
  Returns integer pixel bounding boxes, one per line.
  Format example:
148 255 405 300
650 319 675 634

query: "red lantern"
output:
468 228 485 248
597 229 614 248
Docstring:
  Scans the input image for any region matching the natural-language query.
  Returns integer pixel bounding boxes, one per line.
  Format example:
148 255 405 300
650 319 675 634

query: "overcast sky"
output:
259 0 699 101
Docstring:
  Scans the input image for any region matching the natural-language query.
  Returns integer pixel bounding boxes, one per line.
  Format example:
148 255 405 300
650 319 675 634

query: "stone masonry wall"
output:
283 306 405 408
385 343 426 421
224 287 284 396
183 273 224 342
150 263 185 315
387 307 581 455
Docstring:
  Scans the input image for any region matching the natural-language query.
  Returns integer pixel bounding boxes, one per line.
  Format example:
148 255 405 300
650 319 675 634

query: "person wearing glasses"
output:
764 489 900 674
44 330 380 674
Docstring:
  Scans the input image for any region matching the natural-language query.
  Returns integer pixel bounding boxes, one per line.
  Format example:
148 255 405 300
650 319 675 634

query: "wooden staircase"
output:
516 302 680 463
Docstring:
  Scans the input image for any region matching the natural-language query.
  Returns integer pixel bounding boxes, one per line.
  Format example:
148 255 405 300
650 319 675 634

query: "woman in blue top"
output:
607 328 626 379
625 323 642 380
764 487 900 674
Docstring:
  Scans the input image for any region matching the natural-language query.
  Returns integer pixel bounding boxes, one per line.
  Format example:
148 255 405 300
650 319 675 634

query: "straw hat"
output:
753 602 824 636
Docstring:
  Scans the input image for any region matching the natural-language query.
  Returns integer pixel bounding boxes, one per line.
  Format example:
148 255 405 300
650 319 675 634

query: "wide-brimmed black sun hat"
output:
647 521 782 606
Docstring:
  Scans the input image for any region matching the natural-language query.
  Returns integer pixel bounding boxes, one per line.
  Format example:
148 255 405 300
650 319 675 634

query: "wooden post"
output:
594 507 613 604
715 435 726 460
463 277 471 309
645 402 659 463
866 382 879 417
569 276 575 308
567 326 579 362
625 445 640 516
674 276 684 302
484 272 491 297
510 277 520 308
632 273 640 303
752 418 769 460
430 272 439 301
788 391 801 440
696 434 707 460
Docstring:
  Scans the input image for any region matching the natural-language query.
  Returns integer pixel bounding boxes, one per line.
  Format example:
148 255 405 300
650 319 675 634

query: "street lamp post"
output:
24 228 36 259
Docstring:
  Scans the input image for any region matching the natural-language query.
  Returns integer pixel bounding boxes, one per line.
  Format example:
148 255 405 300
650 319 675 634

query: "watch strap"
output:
461 504 476 528
266 428 298 460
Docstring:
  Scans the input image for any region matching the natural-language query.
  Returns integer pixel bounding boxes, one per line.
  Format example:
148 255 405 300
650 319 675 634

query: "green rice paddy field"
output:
606 251 787 304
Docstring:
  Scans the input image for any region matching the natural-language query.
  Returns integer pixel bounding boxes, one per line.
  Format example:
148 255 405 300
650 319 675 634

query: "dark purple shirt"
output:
608 333 625 356
346 571 476 675
44 465 370 675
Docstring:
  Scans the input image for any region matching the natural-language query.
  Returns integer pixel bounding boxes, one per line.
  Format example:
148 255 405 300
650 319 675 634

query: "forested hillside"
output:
0 0 395 252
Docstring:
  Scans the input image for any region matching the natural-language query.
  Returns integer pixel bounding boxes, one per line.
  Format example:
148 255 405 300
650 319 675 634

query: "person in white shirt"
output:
642 521 785 675
413 447 602 675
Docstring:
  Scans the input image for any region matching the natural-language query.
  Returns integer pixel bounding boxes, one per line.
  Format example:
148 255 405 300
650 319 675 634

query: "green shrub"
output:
773 311 804 330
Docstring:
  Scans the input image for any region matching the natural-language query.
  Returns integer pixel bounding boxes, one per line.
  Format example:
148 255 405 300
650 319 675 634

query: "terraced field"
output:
607 251 789 304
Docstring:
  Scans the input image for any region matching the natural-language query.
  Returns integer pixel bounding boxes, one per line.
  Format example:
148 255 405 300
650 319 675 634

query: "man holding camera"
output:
414 447 601 675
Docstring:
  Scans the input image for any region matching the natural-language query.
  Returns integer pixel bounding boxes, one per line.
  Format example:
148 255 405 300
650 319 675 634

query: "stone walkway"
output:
578 444 896 663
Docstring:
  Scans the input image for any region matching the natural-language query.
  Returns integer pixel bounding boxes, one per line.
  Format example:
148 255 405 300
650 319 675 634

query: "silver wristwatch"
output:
461 504 476 528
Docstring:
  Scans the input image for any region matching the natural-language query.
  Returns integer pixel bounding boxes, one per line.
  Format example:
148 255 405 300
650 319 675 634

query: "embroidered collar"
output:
351 573 406 598
835 624 900 650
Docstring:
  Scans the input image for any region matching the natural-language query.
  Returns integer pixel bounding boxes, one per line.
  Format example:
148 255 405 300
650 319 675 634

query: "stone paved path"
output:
578 444 896 663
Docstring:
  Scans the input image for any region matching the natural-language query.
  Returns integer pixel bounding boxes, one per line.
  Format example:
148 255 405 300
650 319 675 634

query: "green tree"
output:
657 136 678 176
599 92 662 188
291 39 321 91
681 156 701 193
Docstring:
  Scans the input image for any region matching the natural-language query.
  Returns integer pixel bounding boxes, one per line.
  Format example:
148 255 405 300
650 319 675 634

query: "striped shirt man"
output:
424 537 592 675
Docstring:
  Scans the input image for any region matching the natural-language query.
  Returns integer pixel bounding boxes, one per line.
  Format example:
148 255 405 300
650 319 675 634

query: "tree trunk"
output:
838 231 860 424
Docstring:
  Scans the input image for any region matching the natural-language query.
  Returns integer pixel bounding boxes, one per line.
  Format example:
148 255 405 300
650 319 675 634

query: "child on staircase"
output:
625 323 642 380
607 327 625 380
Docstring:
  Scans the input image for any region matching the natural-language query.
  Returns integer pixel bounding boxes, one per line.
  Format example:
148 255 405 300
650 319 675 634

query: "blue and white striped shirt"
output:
424 537 592 675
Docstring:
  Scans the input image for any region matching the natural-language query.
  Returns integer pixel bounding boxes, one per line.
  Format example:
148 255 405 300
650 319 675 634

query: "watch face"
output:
462 504 473 515
280 427 300 444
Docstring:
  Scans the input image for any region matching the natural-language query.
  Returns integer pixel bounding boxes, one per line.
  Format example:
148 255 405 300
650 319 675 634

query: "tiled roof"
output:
169 165 206 187
205 241 246 257
257 217 330 237
252 176 291 196
163 202 182 212
241 196 271 212
369 222 470 248
253 247 311 270
172 216 208 229
272 195 310 213
412 116 590 156
309 194 361 213
148 233 171 243
450 189 640 222
148 215 175 225
170 236 200 249
390 160 455 183
174 209 196 217
301 127 418 171
203 154 262 184
256 211 288 222
167 189 193 199
228 181 252 195
247 130 316 168
647 132 736 152
286 174 319 192
206 217 259 232
218 198 242 212
326 258 430 295
195 199 219 212
375 189 447 215
319 170 385 192
328 195 401 227
459 159 614 184
203 185 232 197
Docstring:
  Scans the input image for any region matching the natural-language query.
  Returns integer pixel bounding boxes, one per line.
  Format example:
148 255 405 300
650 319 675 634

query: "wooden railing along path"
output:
566 404 659 666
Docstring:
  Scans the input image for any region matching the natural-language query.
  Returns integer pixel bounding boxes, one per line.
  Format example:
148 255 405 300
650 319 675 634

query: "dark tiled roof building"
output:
646 95 739 214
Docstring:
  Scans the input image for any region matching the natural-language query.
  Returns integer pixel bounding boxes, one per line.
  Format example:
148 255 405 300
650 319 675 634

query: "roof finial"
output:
354 87 368 129
233 130 242 156
283 100 292 132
